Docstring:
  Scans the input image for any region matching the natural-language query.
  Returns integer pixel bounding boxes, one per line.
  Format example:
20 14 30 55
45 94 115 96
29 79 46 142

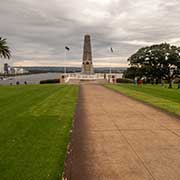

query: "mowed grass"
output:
106 84 180 116
0 85 78 180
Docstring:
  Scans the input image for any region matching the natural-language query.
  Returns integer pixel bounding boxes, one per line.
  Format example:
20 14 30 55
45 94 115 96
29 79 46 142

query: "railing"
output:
62 73 123 83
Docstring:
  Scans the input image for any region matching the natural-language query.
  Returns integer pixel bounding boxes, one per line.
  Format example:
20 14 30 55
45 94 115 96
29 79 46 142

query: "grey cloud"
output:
0 0 180 67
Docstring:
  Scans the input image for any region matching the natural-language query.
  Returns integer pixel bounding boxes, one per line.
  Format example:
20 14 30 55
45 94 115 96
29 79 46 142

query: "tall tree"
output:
124 66 143 79
0 37 11 59
128 43 180 88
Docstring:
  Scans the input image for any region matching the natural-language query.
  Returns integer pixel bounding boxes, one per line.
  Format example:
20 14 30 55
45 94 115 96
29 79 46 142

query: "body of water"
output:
0 73 61 85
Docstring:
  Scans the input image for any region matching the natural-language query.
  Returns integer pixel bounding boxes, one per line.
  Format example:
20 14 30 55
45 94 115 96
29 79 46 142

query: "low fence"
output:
62 73 123 83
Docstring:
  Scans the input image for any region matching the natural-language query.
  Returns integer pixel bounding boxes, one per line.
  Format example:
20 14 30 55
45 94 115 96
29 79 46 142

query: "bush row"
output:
116 78 134 83
40 79 60 84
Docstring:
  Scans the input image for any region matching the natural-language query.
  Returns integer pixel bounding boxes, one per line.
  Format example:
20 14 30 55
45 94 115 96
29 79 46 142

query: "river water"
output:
0 73 61 85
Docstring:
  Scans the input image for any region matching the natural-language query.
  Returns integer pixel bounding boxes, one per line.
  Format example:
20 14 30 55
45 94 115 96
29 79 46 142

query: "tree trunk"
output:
168 80 173 88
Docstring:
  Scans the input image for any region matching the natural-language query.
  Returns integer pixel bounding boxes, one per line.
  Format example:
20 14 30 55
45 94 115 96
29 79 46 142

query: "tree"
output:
0 37 11 59
124 66 143 79
128 43 180 88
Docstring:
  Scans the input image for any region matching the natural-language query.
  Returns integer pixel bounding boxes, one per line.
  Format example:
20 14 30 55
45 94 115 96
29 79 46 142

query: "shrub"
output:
40 79 60 84
116 78 133 83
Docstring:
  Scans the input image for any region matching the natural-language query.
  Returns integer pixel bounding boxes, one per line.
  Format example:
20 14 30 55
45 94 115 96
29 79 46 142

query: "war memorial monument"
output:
81 35 94 75
62 34 122 83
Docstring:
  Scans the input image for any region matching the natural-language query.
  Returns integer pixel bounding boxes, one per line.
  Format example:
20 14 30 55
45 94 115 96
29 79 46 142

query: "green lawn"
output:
106 84 180 116
0 85 78 180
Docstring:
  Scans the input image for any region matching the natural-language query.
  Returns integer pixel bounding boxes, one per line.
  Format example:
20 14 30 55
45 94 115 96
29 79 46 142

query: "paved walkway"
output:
68 84 180 180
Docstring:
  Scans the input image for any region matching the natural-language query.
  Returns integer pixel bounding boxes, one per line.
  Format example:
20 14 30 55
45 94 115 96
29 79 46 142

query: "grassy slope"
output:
0 85 78 180
106 84 180 116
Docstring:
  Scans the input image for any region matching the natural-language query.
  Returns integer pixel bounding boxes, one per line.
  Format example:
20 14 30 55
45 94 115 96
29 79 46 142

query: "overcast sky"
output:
1 0 180 67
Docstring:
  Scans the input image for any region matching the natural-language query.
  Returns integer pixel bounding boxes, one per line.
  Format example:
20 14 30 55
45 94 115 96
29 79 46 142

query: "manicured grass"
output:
0 85 78 180
105 84 180 116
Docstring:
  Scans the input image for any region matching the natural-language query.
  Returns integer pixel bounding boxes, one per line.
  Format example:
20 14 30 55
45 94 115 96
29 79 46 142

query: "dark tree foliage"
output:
124 67 142 79
127 43 180 88
0 37 11 59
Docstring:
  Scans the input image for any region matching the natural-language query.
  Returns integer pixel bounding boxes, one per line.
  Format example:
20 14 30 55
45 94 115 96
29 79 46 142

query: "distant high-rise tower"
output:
4 63 9 74
82 35 94 74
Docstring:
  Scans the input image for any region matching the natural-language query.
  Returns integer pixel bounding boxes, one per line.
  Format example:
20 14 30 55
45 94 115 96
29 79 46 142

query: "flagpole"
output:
64 46 70 75
110 47 113 75
109 50 111 75
64 49 66 75
110 61 111 75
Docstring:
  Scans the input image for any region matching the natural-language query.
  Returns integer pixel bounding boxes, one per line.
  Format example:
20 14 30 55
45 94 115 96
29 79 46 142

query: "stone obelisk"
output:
82 35 94 74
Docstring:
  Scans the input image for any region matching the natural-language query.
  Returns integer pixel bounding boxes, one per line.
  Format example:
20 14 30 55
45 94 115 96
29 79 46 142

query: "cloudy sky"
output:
1 0 180 67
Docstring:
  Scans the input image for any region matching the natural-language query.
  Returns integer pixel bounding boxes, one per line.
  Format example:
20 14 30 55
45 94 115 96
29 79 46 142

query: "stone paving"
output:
68 84 180 180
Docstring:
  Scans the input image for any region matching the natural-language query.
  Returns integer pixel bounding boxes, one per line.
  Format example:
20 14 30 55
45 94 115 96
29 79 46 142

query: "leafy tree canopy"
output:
127 43 180 87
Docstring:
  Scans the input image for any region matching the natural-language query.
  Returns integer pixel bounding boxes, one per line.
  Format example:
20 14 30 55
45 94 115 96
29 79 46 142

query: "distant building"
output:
4 63 10 74
13 67 29 74
2 64 29 75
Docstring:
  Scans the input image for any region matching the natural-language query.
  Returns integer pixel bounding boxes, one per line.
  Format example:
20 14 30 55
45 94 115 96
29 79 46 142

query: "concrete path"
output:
67 84 180 180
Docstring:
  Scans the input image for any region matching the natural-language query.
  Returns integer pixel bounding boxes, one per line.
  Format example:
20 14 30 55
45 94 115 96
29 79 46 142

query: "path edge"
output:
62 85 81 180
104 84 180 120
